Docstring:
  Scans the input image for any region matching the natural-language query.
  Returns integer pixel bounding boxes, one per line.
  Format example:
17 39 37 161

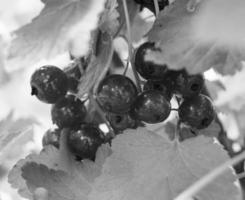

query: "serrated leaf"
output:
147 0 245 75
8 146 62 199
8 129 111 199
7 0 95 70
20 144 111 200
0 112 38 154
89 128 240 200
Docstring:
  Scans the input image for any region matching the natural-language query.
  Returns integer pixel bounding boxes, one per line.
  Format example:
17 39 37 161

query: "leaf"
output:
89 128 240 200
7 0 96 70
205 80 225 101
20 144 111 200
8 146 62 199
147 0 245 75
215 66 245 111
0 112 38 154
0 36 10 85
8 129 112 199
99 0 120 36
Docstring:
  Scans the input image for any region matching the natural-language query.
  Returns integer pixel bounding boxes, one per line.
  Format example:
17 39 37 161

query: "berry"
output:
131 90 171 124
107 112 137 132
97 74 137 114
175 71 204 97
178 94 215 129
135 0 169 13
64 64 82 93
51 95 87 128
135 42 168 80
67 124 104 160
143 80 172 101
30 65 68 104
42 128 60 148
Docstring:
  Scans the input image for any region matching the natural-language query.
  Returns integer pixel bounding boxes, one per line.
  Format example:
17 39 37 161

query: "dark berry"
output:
175 71 204 97
51 95 87 128
42 128 61 148
107 112 137 132
179 94 215 129
134 0 169 13
30 65 68 104
64 64 82 93
131 90 171 124
67 124 104 160
135 42 168 80
97 74 137 114
143 80 172 101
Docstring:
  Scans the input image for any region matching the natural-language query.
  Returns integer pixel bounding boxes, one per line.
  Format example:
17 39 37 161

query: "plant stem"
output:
90 95 115 139
93 37 114 94
153 0 160 16
122 0 142 92
174 150 245 200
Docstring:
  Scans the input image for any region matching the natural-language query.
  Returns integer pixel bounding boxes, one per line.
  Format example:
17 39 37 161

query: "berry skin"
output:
175 71 204 97
135 0 169 13
131 90 171 124
30 65 68 104
107 112 137 132
178 94 215 129
42 128 61 148
135 42 168 80
97 74 137 114
51 95 87 128
143 80 172 101
67 124 105 160
64 64 82 93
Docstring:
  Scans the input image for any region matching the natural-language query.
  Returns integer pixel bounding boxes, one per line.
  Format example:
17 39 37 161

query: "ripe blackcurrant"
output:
51 95 87 128
143 80 172 101
134 0 169 14
131 90 171 124
178 94 215 129
97 74 137 114
42 128 60 148
30 65 68 104
107 112 137 132
67 124 104 160
135 42 168 80
175 71 204 97
64 64 82 93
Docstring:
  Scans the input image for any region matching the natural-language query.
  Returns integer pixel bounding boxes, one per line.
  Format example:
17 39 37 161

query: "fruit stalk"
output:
122 0 142 92
153 0 160 16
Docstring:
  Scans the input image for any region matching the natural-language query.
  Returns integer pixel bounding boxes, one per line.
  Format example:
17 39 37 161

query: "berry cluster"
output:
31 63 105 160
30 42 215 161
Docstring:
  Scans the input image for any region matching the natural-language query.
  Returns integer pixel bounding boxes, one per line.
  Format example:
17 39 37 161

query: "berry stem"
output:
93 38 114 94
122 0 142 92
153 0 160 16
90 94 115 138
174 150 245 200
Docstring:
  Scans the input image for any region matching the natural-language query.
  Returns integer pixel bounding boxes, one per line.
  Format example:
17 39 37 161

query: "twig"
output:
90 95 115 139
93 36 114 94
122 0 142 92
175 150 245 200
153 0 160 16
